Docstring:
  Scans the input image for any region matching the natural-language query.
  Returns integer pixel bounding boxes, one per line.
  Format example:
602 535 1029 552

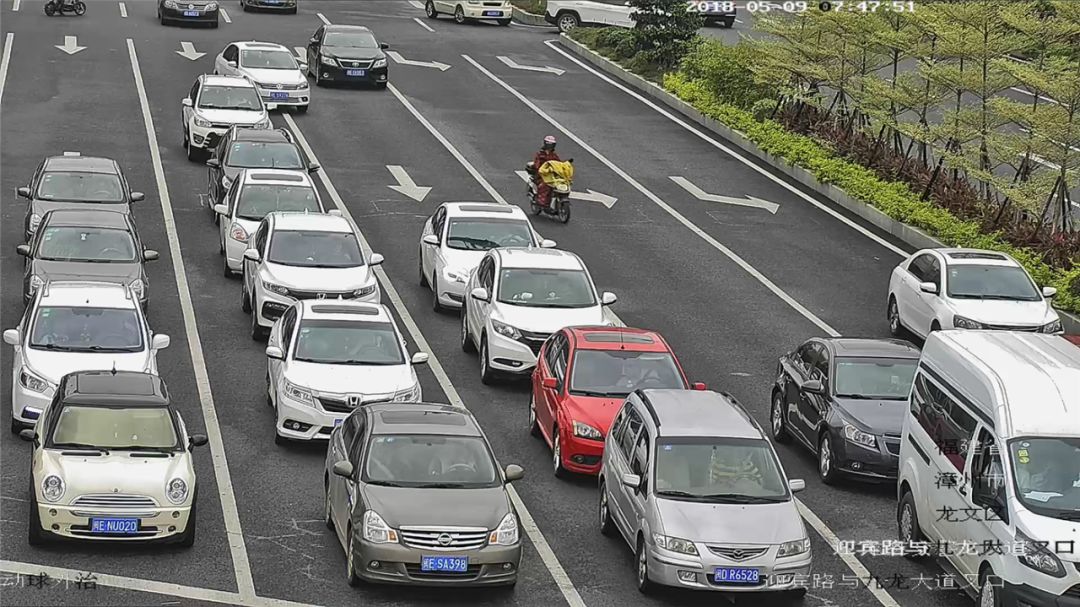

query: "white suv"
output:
419 202 554 312
264 300 428 443
182 74 271 162
241 212 383 340
887 248 1063 338
545 0 635 32
213 41 310 112
3 281 170 432
461 247 616 384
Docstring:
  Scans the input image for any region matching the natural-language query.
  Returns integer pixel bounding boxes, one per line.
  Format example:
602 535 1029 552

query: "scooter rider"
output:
531 135 561 208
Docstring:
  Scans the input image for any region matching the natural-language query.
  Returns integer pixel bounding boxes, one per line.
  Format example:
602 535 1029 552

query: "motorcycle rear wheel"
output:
44 3 56 15
557 201 571 223
529 200 542 216
74 1 86 14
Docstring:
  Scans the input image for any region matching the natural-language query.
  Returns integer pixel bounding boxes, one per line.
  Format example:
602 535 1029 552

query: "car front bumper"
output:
242 0 296 9
354 539 521 586
34 501 193 541
435 275 467 308
316 62 388 84
459 5 511 19
254 85 310 107
12 384 52 427
486 330 538 374
559 430 604 474
647 545 812 592
189 124 230 151
161 6 219 23
1002 580 1080 607
224 235 247 272
275 391 344 441
831 430 900 482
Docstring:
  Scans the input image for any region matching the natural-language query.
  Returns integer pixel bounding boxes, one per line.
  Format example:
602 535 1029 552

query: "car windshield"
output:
226 143 304 169
36 226 137 262
324 31 378 48
1009 437 1080 520
363 434 500 488
293 320 404 365
37 172 124 203
445 219 534 251
267 230 365 268
199 85 262 110
569 350 684 397
947 264 1041 301
497 268 596 308
655 438 790 503
29 306 144 353
833 357 918 400
240 49 297 69
235 185 320 221
49 406 178 451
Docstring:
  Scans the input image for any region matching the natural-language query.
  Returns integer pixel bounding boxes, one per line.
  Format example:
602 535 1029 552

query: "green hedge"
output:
569 30 1080 317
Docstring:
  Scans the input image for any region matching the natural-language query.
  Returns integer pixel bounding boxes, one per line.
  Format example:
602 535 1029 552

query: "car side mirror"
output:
542 377 558 390
130 192 145 202
692 382 706 391
540 239 557 248
504 464 524 482
152 334 171 350
422 234 439 246
182 98 193 108
143 249 160 261
788 479 805 493
265 346 284 360
244 249 261 262
3 329 21 345
309 37 318 44
189 434 208 448
326 209 343 217
16 186 31 198
206 159 220 168
621 473 641 489
802 379 824 395
470 287 490 302
16 245 30 257
380 43 389 50
601 292 617 306
332 460 354 478
19 429 36 443
214 204 229 216
411 352 429 365
307 163 320 173
1042 286 1057 298
919 281 938 295
368 253 384 266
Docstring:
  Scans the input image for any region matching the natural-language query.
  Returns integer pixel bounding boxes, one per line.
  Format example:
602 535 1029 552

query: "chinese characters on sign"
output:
0 572 97 591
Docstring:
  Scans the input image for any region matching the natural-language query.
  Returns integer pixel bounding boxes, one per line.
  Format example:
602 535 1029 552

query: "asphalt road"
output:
1 2 977 607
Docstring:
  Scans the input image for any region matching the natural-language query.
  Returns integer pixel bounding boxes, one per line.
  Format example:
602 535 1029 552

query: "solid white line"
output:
220 7 232 22
1009 86 1058 105
126 38 257 602
734 18 743 23
0 33 13 106
119 1 127 17
281 113 587 607
408 0 424 8
464 54 840 337
413 16 435 32
543 39 910 259
317 11 330 25
12 0 20 11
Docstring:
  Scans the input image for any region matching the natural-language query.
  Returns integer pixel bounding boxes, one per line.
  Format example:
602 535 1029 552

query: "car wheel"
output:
176 487 198 547
27 488 47 546
241 278 252 313
598 481 616 537
241 2 249 11
314 67 324 88
274 431 287 445
557 11 579 33
930 320 941 333
786 588 808 600
887 296 903 337
425 0 438 18
460 306 476 353
295 105 308 114
770 392 790 443
978 569 1002 607
10 415 23 434
346 525 363 586
635 537 653 594
454 5 466 23
431 274 445 313
323 479 334 530
418 253 428 287
552 429 568 478
187 141 201 162
251 305 268 341
223 253 233 277
498 17 511 25
528 396 541 437
182 127 189 148
722 18 734 28
897 490 929 559
818 434 838 485
479 337 496 385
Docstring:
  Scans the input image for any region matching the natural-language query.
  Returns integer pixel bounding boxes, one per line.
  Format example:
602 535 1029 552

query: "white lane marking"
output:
498 55 565 76
543 39 910 258
12 0 19 11
464 54 839 337
387 50 451 71
386 164 432 201
127 38 256 602
281 112 587 607
55 35 86 55
670 175 779 213
413 16 435 32
409 0 424 8
0 33 13 106
1009 86 1059 105
316 11 330 25
513 170 617 208
177 41 206 61
220 7 231 22
734 18 743 23
119 1 127 17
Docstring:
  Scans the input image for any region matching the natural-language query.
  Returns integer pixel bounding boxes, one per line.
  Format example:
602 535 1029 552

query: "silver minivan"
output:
598 389 812 598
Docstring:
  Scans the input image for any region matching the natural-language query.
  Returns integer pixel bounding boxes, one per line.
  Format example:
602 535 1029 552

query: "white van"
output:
896 331 1080 606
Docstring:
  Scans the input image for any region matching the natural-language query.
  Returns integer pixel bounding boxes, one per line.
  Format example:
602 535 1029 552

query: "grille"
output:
260 83 305 91
883 434 901 456
72 494 157 508
1066 583 1080 598
707 545 769 561
405 564 482 580
400 527 488 550
983 323 1040 332
316 394 392 413
288 289 356 300
517 330 550 355
338 60 372 69
483 1 503 5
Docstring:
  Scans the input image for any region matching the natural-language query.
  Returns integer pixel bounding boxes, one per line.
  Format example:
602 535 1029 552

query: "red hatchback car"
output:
528 326 704 477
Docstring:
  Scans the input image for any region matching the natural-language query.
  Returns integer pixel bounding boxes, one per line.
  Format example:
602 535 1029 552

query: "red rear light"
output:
692 382 706 391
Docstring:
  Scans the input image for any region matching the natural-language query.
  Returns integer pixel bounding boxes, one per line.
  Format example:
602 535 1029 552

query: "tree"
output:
629 0 703 69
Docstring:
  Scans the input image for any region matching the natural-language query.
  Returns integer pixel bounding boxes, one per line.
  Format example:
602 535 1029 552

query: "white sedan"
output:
213 41 310 112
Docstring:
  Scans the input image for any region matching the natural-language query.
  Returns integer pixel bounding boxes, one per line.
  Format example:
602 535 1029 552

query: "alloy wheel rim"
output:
820 439 831 476
560 15 575 30
980 580 994 607
900 505 913 542
889 302 899 331
553 434 561 472
528 400 535 428
480 342 488 376
637 546 647 585
599 491 608 527
772 397 783 435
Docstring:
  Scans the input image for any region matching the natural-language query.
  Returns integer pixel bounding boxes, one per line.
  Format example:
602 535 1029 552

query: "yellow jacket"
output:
539 160 574 188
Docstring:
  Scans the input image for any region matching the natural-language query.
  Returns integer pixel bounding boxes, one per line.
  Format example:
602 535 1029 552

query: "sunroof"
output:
583 332 655 344
76 372 156 396
379 410 466 426
459 204 512 213
250 173 304 182
310 305 380 315
946 252 1006 260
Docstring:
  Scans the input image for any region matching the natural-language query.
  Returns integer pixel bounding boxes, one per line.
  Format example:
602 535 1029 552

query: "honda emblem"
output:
348 395 362 407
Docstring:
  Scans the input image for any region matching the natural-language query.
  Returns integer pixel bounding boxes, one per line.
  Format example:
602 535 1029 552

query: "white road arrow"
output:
55 36 86 55
669 176 779 214
497 56 565 76
514 170 617 209
387 165 431 202
294 47 307 61
386 50 450 71
175 41 205 61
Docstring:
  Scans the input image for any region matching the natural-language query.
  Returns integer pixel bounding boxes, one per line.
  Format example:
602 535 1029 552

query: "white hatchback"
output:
264 300 428 443
214 41 310 112
182 74 271 162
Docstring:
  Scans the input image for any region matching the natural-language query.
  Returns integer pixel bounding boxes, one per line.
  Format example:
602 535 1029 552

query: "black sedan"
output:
158 0 220 27
770 337 920 484
16 209 158 310
306 24 389 88
240 0 297 13
205 127 318 222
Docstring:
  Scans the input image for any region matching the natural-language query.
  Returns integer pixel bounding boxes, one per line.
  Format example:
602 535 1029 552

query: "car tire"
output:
295 105 308 114
897 489 929 559
978 568 1002 607
241 2 250 11
27 488 47 546
374 82 387 90
454 5 466 23
211 18 219 28
785 588 807 600
479 337 496 385
251 306 268 341
722 18 734 28
418 253 428 287
274 431 287 445
10 416 23 434
552 429 568 478
425 0 438 18
930 320 941 333
187 141 201 162
223 253 233 278
314 68 324 88
176 487 198 547
498 17 511 25
460 306 476 353
818 434 838 485
528 396 541 437
556 11 579 33
635 537 654 594
887 296 904 337
289 7 297 14
598 480 616 537
431 273 445 313
770 392 790 443
323 478 335 530
241 278 252 313
346 525 364 586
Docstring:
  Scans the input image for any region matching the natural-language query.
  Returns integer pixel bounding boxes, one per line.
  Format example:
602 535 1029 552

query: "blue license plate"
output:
713 567 760 584
90 518 139 535
483 10 502 16
421 555 468 572
334 418 343 426
346 69 366 77
266 0 280 3
183 10 200 16
270 92 289 100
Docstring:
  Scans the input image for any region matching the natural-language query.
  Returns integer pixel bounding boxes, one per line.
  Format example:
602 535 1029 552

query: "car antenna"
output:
619 328 625 350
111 361 117 375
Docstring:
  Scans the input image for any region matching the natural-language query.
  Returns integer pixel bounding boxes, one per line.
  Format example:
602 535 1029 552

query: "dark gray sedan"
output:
770 337 920 484
323 402 523 587
16 209 158 309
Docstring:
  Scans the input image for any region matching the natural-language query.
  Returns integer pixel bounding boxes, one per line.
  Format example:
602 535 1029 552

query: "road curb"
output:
513 7 549 26
556 33 1080 336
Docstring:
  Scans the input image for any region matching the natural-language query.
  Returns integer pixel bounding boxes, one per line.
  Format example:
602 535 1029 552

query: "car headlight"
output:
262 280 289 296
29 213 42 231
362 510 398 544
444 268 467 284
19 367 49 393
353 283 378 298
843 423 876 449
489 513 519 546
230 223 249 242
163 0 177 7
653 534 698 556
320 55 337 66
254 117 271 129
1017 530 1066 578
192 114 212 128
373 57 387 68
572 421 603 441
41 475 65 503
491 319 521 340
206 2 218 9
166 478 188 504
952 315 984 330
129 279 146 299
28 275 44 294
284 380 312 404
392 384 421 403
778 538 811 558
1041 319 1063 334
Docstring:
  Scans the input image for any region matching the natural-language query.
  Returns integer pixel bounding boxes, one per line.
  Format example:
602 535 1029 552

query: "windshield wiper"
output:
113 445 175 453
834 394 874 399
414 482 468 489
72 345 141 353
366 480 404 487
32 343 77 351
700 493 785 504
53 442 108 453
656 490 704 499
571 389 620 398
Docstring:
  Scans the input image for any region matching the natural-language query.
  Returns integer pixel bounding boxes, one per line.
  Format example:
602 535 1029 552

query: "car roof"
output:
925 248 1018 267
270 212 350 232
61 371 169 407
40 209 131 229
444 202 528 220
366 403 481 436
821 338 920 359
639 389 764 439
495 247 583 270
202 74 255 88
300 300 392 323
234 41 290 51
238 168 314 187
569 326 671 352
923 331 1080 438
231 128 292 143
43 155 119 174
39 281 137 308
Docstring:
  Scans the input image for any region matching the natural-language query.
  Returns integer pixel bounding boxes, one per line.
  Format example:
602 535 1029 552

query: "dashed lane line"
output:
281 112 587 607
221 7 232 22
119 1 127 18
127 38 257 602
317 11 330 25
0 33 12 105
413 16 434 32
12 0 20 11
